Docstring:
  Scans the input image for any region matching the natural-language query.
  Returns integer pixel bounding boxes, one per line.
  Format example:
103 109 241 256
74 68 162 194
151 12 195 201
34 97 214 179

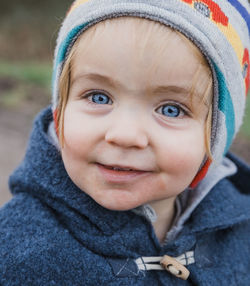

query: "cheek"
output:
63 107 101 155
61 112 94 179
63 122 88 159
157 126 206 180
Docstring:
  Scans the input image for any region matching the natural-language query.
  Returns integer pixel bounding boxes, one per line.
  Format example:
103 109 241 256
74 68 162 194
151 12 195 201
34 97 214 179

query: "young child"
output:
0 0 249 285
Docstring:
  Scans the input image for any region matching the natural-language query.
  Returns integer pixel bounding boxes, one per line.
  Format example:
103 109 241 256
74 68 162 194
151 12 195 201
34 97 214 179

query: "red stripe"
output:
190 158 212 188
181 0 228 26
243 48 250 96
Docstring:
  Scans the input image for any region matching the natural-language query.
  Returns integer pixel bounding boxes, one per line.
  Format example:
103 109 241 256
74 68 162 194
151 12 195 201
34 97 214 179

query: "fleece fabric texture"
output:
0 107 250 286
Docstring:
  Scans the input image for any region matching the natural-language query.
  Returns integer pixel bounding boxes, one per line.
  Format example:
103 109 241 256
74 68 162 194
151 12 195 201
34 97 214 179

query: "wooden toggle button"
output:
160 255 190 280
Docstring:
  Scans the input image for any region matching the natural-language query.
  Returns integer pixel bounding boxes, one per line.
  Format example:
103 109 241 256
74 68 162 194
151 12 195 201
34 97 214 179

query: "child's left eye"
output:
87 92 112 105
156 104 186 118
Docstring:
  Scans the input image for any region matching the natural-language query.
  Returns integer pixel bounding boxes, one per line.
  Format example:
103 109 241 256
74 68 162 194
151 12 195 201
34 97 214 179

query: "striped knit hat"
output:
52 0 250 187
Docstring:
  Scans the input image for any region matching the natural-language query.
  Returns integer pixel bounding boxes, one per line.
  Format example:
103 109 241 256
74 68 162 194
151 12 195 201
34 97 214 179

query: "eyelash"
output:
83 91 189 118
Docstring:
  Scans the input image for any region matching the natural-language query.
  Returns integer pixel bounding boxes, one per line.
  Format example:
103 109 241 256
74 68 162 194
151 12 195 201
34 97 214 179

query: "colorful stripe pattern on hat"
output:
181 0 249 96
54 0 249 96
55 0 249 98
52 0 250 187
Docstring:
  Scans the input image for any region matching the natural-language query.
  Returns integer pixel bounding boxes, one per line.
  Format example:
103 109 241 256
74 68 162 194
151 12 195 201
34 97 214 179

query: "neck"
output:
149 196 176 244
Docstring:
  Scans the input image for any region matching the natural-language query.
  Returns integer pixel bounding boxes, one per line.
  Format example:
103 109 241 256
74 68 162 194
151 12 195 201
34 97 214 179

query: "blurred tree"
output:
0 0 72 60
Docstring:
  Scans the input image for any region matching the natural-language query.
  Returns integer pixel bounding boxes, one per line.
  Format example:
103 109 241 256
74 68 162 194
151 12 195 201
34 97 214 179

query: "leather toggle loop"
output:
160 255 190 280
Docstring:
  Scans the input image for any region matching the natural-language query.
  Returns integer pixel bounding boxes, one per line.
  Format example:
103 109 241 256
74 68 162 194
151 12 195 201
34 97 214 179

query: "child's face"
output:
61 18 211 211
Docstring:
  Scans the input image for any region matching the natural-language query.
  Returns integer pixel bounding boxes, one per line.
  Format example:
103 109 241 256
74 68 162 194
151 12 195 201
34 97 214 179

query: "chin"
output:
94 196 143 212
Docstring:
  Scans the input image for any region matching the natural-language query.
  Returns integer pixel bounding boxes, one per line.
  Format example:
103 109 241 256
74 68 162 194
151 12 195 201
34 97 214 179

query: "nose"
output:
105 113 149 149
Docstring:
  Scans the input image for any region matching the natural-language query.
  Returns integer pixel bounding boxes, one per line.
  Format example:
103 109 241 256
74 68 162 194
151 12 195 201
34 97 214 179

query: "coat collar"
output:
182 159 250 235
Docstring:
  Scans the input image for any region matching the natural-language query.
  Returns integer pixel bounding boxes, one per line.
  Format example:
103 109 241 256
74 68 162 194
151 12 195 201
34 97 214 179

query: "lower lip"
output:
96 164 151 183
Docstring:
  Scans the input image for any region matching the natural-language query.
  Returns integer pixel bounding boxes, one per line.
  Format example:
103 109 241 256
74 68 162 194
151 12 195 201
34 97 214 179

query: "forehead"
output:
71 17 211 96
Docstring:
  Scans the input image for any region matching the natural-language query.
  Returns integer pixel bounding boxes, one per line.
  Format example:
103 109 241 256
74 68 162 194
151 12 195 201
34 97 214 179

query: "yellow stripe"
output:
68 0 90 15
217 23 244 68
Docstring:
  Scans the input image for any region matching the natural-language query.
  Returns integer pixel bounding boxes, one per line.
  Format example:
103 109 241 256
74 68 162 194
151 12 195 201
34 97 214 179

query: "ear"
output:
189 158 212 188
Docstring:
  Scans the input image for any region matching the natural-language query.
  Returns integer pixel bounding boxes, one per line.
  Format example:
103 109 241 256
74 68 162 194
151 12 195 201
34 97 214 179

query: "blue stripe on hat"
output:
213 63 235 154
227 0 250 36
52 23 89 98
55 23 89 67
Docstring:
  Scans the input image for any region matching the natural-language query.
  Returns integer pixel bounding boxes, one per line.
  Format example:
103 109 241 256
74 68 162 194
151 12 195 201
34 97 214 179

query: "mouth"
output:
96 163 152 183
98 163 146 172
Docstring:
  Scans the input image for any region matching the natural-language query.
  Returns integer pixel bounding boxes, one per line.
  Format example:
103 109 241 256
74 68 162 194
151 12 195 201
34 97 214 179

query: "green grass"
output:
0 60 52 87
0 60 51 108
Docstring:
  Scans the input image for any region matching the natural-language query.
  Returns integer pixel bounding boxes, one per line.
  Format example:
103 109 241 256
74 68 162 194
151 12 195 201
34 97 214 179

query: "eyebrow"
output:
72 72 191 95
71 72 121 88
152 85 190 95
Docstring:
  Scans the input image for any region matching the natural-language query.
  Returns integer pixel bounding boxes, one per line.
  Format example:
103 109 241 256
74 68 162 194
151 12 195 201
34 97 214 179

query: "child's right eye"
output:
87 92 113 105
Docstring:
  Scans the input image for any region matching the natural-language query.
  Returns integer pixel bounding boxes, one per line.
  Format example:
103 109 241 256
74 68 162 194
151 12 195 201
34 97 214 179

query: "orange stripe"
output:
67 0 90 15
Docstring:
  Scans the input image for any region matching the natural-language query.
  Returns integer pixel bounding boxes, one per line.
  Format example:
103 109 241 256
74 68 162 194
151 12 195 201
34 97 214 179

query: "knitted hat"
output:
52 0 250 187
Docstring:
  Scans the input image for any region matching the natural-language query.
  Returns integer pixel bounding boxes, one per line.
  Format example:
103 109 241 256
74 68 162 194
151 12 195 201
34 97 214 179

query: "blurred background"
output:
0 1 250 207
0 0 71 205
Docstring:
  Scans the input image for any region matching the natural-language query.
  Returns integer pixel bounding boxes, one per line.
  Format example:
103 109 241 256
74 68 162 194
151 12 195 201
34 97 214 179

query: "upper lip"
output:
97 163 152 172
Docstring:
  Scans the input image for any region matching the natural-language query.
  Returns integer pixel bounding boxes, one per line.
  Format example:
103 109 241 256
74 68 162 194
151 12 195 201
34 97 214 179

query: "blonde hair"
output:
55 17 213 158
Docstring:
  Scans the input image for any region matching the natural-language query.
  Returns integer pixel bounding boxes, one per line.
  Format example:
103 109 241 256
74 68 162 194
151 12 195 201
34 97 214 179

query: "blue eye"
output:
159 104 181 117
90 93 112 105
